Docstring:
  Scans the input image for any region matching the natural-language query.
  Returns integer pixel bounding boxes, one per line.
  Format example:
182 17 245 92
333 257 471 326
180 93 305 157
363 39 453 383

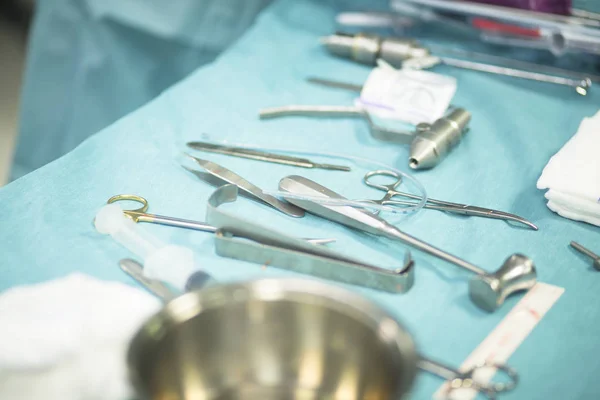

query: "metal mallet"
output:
279 175 538 312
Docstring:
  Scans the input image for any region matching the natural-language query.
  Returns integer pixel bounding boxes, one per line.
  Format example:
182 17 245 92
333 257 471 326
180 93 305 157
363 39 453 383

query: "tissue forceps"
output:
363 170 538 230
106 194 334 245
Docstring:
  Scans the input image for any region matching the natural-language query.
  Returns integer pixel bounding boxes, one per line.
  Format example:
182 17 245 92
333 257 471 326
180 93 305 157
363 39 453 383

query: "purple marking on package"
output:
358 97 396 112
469 0 571 14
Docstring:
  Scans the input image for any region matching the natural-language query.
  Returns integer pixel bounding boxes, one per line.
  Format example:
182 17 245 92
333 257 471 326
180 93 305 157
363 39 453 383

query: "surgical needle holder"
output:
186 141 351 171
363 170 538 230
279 175 538 312
106 194 333 245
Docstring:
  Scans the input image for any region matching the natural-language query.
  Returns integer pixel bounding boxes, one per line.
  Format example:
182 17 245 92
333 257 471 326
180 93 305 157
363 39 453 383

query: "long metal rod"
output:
137 214 216 233
307 77 363 92
187 141 350 172
570 241 599 260
132 212 334 245
260 105 365 119
427 44 600 83
385 225 486 275
440 56 591 93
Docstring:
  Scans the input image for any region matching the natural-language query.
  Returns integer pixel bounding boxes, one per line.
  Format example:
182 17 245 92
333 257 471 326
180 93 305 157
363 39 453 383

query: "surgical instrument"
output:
260 105 415 144
320 33 592 95
570 241 600 271
96 202 215 290
260 105 471 169
104 192 401 292
307 76 363 92
105 194 333 245
119 258 178 301
424 45 600 84
185 154 305 218
187 141 350 171
119 259 212 301
363 169 538 229
206 184 415 293
279 175 537 312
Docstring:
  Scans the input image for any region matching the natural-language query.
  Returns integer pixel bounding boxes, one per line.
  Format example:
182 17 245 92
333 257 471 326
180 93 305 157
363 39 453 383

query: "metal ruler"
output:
435 283 565 400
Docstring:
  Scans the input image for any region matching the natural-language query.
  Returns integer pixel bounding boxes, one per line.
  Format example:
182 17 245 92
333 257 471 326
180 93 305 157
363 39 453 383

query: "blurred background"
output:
0 0 598 187
0 0 32 186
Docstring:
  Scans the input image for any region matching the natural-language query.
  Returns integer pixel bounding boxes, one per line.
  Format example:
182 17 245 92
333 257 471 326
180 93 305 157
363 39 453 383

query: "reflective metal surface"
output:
128 279 419 400
259 105 416 144
187 141 350 172
206 184 415 293
279 175 537 312
570 241 600 271
186 155 306 218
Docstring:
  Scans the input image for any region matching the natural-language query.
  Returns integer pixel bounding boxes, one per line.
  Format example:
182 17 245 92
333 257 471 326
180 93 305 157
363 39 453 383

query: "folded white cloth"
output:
537 110 600 226
0 273 161 400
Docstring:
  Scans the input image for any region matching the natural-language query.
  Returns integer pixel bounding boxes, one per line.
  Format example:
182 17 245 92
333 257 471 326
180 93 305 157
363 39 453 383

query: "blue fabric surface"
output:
1 0 599 398
10 0 272 179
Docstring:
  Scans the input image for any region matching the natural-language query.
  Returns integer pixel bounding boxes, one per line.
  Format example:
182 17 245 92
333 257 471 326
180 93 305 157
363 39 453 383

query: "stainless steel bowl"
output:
128 279 419 400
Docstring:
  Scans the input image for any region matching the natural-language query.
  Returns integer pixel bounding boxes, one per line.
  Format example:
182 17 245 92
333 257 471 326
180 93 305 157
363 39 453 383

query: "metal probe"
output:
570 241 600 271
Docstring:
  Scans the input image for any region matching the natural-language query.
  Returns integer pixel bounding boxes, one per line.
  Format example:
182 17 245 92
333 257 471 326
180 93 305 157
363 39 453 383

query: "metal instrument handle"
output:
107 194 216 232
107 193 330 244
259 105 365 119
363 169 404 192
119 258 177 301
187 156 305 218
440 56 591 95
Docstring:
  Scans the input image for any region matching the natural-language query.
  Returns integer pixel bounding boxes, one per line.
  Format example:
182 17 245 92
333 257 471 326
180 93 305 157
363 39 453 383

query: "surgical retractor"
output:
259 105 471 170
321 32 592 95
279 175 537 312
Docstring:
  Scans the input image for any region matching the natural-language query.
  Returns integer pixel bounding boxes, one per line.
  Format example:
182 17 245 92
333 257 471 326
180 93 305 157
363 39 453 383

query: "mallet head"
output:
469 254 537 312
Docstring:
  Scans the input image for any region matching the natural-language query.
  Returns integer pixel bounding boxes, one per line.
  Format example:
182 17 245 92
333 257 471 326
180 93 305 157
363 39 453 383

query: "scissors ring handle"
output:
107 194 149 214
463 362 518 395
364 169 403 191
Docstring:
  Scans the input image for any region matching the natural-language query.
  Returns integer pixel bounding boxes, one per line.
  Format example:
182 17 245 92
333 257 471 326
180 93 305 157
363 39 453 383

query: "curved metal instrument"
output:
362 170 538 230
259 105 415 144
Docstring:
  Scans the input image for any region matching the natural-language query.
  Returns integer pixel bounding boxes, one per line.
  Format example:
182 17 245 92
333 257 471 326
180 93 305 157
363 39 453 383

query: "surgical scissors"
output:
362 170 538 230
106 194 334 245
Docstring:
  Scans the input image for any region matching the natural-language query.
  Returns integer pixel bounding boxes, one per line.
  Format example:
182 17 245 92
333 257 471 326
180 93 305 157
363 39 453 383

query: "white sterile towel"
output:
0 273 161 400
537 110 600 226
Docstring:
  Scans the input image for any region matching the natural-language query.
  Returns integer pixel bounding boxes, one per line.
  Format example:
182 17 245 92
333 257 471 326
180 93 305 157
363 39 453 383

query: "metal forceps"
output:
106 194 333 244
363 170 538 230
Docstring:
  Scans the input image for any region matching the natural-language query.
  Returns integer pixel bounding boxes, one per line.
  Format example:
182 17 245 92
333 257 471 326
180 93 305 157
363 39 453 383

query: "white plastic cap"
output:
94 204 164 260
